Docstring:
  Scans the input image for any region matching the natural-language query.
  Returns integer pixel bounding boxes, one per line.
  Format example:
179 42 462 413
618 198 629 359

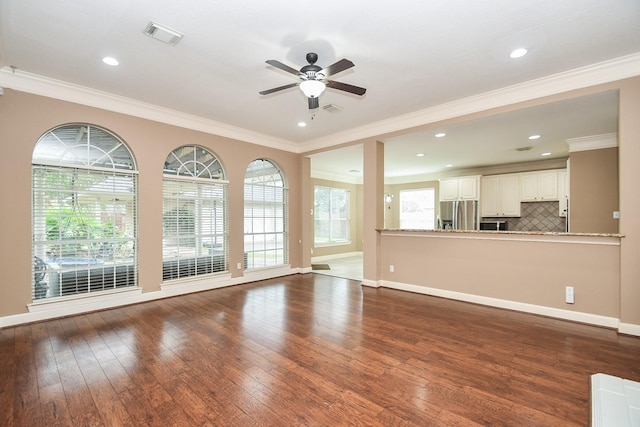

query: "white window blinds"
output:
162 146 228 281
32 124 137 300
244 159 288 269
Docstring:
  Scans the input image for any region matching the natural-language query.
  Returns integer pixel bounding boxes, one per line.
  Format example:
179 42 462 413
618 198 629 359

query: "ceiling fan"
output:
259 52 366 109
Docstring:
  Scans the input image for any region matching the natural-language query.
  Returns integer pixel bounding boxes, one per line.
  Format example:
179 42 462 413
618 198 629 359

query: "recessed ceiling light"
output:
528 134 541 140
446 164 453 168
416 153 425 157
510 48 528 59
297 122 307 127
435 133 446 138
102 57 119 66
541 152 552 156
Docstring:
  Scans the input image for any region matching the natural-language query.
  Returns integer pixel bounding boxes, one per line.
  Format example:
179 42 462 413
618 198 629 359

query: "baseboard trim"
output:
1 267 301 328
361 279 381 288
380 280 621 330
4 272 638 337
618 322 640 337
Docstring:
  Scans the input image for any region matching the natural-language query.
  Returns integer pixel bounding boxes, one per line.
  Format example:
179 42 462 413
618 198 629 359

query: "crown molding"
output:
1 52 639 155
0 67 297 153
298 52 640 153
567 133 618 152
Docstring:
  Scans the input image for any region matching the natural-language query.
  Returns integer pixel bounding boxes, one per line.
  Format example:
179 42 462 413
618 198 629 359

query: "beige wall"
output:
618 77 640 327
380 232 620 319
362 140 384 284
0 89 302 317
310 178 363 257
570 147 619 233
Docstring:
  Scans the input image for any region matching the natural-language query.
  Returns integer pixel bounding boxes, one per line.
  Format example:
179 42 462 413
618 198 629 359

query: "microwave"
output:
480 221 508 231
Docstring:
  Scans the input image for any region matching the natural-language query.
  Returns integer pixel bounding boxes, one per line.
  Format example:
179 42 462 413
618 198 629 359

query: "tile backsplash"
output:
483 201 566 232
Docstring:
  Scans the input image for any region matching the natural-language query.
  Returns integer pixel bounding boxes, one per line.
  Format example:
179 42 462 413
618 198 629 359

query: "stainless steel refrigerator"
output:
438 200 478 230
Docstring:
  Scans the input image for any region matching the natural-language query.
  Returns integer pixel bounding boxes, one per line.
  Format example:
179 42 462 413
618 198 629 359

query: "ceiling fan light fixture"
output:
300 80 326 98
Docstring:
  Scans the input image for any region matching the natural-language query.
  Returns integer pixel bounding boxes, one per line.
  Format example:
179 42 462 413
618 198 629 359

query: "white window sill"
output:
27 286 143 313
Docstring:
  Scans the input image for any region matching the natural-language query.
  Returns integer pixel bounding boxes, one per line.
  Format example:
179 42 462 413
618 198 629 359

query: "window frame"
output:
162 145 228 282
243 159 288 270
31 123 138 301
313 185 351 246
399 187 436 230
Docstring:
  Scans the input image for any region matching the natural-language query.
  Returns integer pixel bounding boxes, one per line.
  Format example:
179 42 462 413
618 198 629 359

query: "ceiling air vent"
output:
322 103 343 112
516 146 533 152
143 22 184 46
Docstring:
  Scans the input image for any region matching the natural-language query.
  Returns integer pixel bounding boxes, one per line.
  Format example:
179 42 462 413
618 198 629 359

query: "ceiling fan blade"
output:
319 59 354 77
265 59 302 76
326 80 367 96
308 97 319 110
259 82 299 95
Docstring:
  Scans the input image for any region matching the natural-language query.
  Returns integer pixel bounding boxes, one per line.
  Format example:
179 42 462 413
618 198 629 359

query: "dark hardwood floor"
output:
2 273 639 426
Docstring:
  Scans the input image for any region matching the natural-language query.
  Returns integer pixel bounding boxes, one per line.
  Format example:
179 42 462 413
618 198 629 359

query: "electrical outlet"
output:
389 265 395 273
565 286 575 304
613 211 620 219
236 262 242 270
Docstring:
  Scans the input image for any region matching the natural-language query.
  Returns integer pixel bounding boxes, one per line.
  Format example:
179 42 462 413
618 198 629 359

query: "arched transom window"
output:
32 124 137 300
244 159 288 269
162 145 228 281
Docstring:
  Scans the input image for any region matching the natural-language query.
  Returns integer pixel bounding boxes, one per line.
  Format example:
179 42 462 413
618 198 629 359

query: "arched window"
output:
32 124 137 300
162 145 227 280
244 159 287 269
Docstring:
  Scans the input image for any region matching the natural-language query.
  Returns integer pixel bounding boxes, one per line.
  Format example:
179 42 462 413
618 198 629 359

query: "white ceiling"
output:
311 90 619 182
1 1 639 179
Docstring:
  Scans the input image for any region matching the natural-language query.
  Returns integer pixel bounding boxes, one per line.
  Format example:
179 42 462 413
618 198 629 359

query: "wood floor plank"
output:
12 325 44 427
2 273 640 426
0 327 16 427
39 383 73 427
87 379 135 427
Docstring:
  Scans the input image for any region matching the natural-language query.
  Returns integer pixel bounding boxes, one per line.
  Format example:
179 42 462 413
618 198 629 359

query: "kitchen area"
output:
311 90 621 239
378 90 620 237
381 123 620 236
437 168 569 233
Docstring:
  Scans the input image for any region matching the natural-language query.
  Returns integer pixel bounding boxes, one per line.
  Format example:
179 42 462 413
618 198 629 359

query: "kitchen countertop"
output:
378 228 624 238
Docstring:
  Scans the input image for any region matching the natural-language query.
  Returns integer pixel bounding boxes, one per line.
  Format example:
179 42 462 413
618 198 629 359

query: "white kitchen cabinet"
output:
558 170 569 217
520 170 559 201
539 171 559 200
481 176 499 215
439 176 479 201
481 174 521 217
459 177 479 200
439 179 460 201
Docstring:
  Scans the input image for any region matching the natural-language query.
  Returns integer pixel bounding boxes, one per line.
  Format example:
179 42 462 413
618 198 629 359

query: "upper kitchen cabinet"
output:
558 170 569 217
439 176 480 201
481 174 520 217
520 170 560 201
